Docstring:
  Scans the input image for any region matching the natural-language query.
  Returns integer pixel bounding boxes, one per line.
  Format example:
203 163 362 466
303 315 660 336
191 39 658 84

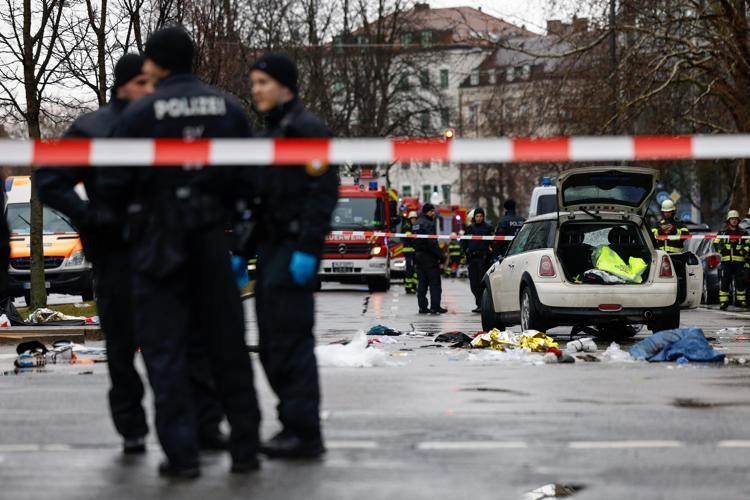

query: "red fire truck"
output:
319 183 400 292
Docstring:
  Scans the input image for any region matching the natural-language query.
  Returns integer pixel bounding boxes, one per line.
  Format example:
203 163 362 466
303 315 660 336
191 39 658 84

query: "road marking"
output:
417 441 528 450
0 444 41 452
699 308 750 318
718 440 750 448
327 440 379 449
568 440 683 449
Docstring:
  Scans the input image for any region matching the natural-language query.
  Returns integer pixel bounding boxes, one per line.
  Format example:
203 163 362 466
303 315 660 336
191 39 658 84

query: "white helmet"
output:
467 209 475 222
407 210 418 219
727 210 740 220
660 199 675 212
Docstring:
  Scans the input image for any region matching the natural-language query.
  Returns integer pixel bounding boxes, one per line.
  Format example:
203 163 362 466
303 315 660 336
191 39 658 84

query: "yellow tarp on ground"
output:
471 329 558 352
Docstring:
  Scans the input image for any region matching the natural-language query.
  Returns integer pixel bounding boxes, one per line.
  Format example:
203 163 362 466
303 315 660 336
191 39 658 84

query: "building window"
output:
334 36 344 54
332 80 345 94
488 69 497 85
440 108 450 127
401 32 413 48
402 185 412 197
357 35 368 45
521 64 531 79
470 69 479 86
421 30 433 48
420 69 430 88
441 184 452 205
440 69 449 89
420 110 430 130
422 184 432 203
505 67 513 82
468 102 480 131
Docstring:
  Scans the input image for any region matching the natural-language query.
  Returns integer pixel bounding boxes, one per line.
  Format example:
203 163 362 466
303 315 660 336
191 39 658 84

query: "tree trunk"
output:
23 0 47 309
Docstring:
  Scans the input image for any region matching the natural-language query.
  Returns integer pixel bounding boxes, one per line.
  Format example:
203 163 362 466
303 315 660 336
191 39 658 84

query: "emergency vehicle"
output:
319 183 400 292
4 176 94 304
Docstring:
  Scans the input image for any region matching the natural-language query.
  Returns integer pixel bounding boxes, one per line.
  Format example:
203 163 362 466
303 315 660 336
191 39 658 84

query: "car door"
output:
492 222 533 312
682 250 703 308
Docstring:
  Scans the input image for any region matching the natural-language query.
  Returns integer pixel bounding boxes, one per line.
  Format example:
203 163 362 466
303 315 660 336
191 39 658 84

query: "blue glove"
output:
230 255 249 288
289 251 318 286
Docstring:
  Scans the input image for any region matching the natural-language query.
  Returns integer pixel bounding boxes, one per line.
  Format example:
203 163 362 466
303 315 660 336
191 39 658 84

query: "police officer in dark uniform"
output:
103 27 261 478
35 55 155 455
494 199 525 259
36 53 228 457
248 53 338 459
413 203 447 314
462 207 493 312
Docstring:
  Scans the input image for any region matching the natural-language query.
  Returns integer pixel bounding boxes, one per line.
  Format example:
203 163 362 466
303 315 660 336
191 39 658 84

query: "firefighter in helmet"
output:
651 199 689 254
714 210 749 309
402 210 418 294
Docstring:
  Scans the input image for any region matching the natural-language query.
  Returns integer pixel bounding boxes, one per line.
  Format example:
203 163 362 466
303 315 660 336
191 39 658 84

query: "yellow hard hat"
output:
727 210 740 220
660 200 675 212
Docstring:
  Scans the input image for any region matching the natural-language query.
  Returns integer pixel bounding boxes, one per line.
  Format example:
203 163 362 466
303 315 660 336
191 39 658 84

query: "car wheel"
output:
481 287 503 332
520 285 544 332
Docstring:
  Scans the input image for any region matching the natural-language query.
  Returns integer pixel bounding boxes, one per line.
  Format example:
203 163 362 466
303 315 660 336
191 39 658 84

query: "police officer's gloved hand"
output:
289 251 318 286
230 255 249 288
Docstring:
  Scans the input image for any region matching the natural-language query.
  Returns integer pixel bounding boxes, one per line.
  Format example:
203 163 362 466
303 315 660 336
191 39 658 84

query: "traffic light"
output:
443 128 455 140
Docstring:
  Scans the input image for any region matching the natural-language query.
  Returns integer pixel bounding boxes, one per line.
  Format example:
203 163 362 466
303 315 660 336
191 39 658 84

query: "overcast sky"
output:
428 0 585 33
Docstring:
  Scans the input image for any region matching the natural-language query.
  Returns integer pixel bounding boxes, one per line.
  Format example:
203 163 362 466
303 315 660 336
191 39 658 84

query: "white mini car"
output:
481 167 702 338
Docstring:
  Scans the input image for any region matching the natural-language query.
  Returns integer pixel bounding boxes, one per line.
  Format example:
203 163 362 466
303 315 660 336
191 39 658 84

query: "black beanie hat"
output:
144 26 194 73
251 52 298 94
113 53 145 90
474 207 485 217
422 203 435 214
504 199 517 211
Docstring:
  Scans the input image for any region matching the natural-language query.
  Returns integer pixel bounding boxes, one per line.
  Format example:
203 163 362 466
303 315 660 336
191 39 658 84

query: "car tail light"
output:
539 255 556 277
599 304 622 311
707 254 720 269
659 255 674 278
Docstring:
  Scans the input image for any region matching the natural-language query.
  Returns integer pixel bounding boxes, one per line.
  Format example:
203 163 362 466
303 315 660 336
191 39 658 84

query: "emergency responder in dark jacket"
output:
494 199 524 259
246 53 338 460
402 211 418 293
462 207 493 312
102 27 261 478
651 199 689 254
714 210 748 309
413 203 447 314
36 54 230 458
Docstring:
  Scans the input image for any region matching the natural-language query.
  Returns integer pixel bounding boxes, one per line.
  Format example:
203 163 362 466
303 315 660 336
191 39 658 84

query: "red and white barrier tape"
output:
5 134 750 166
328 231 750 241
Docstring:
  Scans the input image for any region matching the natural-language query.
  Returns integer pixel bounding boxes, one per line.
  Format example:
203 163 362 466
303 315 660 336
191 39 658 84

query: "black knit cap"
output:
504 199 517 211
474 207 485 216
113 53 145 90
144 26 194 73
422 203 435 214
250 52 298 94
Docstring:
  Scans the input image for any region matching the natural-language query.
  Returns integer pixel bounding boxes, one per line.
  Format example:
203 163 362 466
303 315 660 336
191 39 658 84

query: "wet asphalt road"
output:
2 279 750 499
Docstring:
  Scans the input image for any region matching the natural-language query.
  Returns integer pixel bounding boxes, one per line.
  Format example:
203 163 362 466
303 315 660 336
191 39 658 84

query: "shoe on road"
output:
471 307 481 313
431 307 448 314
418 308 430 314
158 461 200 479
260 431 326 459
720 303 729 310
123 436 146 455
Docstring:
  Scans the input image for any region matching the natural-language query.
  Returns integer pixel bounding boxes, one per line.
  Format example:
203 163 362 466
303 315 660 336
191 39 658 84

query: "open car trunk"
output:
556 220 652 284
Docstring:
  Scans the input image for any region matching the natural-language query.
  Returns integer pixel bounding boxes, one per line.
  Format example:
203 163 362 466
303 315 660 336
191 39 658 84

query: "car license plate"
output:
22 282 50 289
332 262 354 273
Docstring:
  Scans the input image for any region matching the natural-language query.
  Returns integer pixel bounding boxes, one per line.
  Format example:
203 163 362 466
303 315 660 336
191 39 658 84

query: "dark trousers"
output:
416 259 442 311
467 254 490 307
720 262 747 306
256 241 321 441
131 226 260 467
92 247 148 440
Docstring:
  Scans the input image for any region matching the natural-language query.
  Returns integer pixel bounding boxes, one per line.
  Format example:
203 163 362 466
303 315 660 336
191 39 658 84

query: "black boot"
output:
199 430 229 451
122 436 147 455
158 461 200 479
260 430 325 459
